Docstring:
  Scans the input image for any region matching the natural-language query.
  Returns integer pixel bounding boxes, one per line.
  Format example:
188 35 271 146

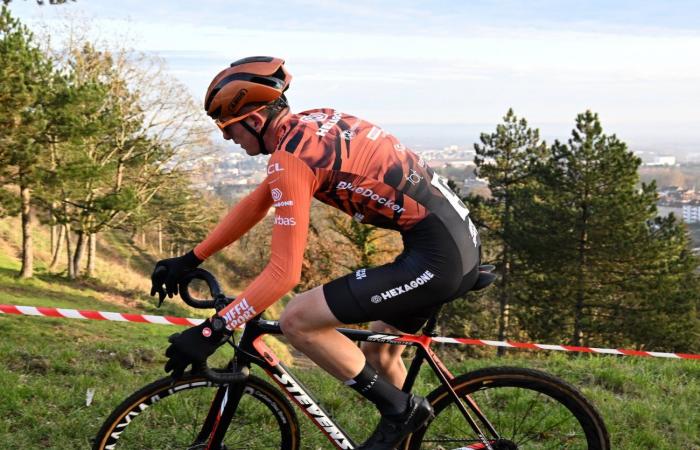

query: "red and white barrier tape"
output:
0 304 203 327
431 337 700 360
2 304 698 360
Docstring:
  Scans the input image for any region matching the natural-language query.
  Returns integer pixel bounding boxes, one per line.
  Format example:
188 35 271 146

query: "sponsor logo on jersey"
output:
367 126 382 141
273 200 294 208
221 298 257 329
274 215 296 226
271 188 283 202
406 169 423 186
394 143 406 151
355 268 367 280
335 181 406 214
316 110 342 137
267 163 284 174
341 129 356 140
201 327 212 337
372 270 435 303
301 112 328 122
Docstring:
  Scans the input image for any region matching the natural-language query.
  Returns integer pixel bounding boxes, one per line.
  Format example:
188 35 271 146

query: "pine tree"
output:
471 109 547 349
518 111 699 350
0 6 53 278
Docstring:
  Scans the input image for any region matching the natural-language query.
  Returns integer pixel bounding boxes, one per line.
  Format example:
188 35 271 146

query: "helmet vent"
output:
230 56 274 67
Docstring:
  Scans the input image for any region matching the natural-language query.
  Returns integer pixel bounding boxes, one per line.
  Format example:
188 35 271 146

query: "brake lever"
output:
153 266 168 308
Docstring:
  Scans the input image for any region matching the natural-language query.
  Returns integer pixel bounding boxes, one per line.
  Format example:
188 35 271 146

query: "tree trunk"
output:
87 233 97 277
157 221 163 255
50 222 56 258
19 184 33 278
65 225 75 280
573 208 589 346
497 199 512 356
73 231 86 278
496 260 511 356
49 224 65 270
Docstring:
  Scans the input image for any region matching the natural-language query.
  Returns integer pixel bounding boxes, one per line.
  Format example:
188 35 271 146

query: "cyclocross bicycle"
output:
93 266 610 449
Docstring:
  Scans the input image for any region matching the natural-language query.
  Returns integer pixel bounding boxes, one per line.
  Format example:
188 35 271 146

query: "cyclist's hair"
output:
238 96 289 120
263 95 289 116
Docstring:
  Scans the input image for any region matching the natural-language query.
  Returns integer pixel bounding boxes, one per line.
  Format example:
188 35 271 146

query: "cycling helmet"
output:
205 57 292 154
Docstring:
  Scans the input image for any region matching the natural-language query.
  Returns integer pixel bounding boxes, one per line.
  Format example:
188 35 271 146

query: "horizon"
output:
6 1 699 152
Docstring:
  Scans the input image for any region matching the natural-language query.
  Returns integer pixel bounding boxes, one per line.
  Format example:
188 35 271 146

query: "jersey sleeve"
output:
193 179 273 260
216 151 317 329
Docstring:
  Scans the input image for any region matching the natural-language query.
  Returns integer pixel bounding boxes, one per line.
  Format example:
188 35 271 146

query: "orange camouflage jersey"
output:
194 108 480 330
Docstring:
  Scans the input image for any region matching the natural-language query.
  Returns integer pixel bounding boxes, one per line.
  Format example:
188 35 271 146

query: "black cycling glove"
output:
164 317 230 379
150 250 203 303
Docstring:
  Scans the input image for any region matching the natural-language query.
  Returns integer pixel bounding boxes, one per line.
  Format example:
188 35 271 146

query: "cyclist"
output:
151 56 481 450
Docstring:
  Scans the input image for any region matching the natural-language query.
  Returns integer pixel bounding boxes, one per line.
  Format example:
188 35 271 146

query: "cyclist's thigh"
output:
323 250 461 330
281 285 344 330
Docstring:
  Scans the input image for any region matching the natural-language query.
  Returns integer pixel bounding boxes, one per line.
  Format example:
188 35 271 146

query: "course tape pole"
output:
2 304 698 360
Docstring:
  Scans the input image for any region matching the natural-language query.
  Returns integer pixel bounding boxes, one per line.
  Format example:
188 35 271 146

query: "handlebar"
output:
178 268 231 312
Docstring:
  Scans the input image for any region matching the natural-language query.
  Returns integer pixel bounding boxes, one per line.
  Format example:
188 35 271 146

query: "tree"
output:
0 6 53 278
37 39 211 278
471 109 547 351
518 111 699 350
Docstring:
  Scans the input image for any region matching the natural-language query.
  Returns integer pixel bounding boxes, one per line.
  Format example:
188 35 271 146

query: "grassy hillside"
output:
1 220 699 449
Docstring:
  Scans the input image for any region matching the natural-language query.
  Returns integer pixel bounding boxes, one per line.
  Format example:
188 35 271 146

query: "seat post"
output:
421 305 444 337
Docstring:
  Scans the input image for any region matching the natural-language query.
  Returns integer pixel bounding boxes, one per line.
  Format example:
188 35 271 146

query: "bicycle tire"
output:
92 373 300 450
403 366 610 450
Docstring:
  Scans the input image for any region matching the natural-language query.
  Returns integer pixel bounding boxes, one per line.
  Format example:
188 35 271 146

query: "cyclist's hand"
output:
150 250 203 302
164 317 230 379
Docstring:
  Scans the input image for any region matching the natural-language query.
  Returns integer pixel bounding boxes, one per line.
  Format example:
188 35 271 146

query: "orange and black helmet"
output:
204 56 292 129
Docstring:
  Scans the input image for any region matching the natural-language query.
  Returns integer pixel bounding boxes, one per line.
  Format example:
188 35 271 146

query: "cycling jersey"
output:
194 109 480 330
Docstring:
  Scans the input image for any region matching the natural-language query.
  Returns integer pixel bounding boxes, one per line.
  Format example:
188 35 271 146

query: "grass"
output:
1 219 699 449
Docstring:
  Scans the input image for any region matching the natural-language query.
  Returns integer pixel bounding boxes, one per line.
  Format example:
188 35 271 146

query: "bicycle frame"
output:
199 316 501 450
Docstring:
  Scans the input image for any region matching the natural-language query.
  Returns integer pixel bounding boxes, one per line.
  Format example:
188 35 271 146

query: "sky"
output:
7 0 700 152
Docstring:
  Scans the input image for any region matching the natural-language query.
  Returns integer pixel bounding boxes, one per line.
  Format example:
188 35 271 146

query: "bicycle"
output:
93 266 610 449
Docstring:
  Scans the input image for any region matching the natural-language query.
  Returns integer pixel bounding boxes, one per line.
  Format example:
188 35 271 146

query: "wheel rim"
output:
419 386 595 449
98 381 287 449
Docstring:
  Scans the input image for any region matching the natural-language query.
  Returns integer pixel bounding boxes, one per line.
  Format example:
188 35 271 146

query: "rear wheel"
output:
404 366 609 450
93 373 300 450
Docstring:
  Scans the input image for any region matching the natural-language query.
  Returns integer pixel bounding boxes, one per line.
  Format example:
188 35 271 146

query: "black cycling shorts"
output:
323 214 480 334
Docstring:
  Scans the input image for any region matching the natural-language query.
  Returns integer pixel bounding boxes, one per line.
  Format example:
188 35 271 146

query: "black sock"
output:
345 361 409 416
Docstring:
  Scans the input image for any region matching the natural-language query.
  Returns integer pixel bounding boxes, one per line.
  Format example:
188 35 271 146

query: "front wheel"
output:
404 366 610 450
92 373 300 450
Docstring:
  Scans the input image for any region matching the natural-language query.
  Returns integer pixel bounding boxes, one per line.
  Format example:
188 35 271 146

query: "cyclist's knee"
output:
279 299 308 339
279 286 337 341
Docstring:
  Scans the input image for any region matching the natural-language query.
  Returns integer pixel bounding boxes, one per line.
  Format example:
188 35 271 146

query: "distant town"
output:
187 144 700 226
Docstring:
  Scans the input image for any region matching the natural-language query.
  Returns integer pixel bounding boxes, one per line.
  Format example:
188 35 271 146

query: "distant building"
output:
645 156 677 166
683 203 700 223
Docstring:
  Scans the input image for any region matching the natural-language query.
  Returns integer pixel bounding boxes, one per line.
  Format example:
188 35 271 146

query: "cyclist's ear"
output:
243 111 265 132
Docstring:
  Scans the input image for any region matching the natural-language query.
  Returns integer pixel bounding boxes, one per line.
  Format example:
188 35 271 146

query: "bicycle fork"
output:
190 366 249 450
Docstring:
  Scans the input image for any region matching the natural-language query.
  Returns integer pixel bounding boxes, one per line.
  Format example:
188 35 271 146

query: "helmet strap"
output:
241 119 271 155
240 105 286 155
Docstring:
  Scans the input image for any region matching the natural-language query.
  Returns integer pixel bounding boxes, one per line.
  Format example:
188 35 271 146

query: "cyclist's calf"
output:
361 321 407 388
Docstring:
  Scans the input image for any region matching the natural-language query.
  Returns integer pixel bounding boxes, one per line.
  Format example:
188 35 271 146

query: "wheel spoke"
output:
416 369 608 450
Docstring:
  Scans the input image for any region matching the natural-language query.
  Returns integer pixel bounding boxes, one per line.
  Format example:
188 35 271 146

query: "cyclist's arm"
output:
194 181 274 260
216 151 317 329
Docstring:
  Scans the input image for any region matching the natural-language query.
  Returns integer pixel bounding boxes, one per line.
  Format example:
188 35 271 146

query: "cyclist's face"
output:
221 115 263 156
